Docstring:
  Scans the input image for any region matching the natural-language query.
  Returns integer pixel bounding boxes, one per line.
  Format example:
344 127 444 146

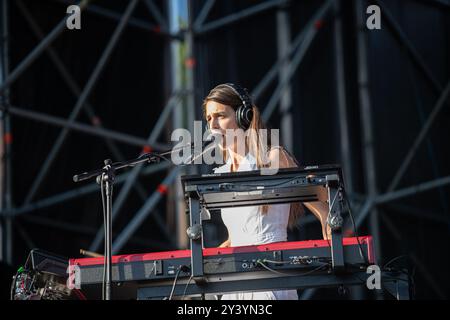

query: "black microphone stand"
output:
72 140 216 300
73 151 169 300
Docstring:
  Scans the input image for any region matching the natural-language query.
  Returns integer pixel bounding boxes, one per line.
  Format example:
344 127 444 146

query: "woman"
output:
203 83 331 300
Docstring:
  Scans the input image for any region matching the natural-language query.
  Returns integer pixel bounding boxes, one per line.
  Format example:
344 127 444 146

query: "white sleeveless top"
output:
213 153 298 300
213 153 290 246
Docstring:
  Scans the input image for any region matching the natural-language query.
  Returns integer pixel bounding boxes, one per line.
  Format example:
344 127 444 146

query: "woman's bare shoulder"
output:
267 146 298 168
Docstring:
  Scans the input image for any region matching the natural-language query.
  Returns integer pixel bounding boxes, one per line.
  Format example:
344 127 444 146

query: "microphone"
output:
184 139 219 165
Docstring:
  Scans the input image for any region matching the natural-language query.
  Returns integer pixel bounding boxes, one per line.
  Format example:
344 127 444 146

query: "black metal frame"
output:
182 166 346 285
135 270 410 300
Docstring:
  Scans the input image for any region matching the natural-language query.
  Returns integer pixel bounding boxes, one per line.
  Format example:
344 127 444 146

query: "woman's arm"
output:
268 147 331 240
303 202 332 240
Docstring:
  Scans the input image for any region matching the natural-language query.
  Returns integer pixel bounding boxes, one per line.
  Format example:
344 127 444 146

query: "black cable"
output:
261 259 295 264
262 257 331 265
181 275 194 300
348 261 413 299
168 265 187 300
343 192 369 265
383 255 408 269
256 260 294 276
256 259 330 277
382 255 415 298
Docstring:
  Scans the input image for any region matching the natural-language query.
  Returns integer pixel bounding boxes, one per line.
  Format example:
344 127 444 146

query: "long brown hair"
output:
202 84 304 229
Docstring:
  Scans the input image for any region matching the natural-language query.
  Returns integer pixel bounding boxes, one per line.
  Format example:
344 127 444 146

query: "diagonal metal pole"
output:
404 57 449 215
148 208 179 249
252 0 333 101
277 5 293 153
354 199 374 237
196 0 288 35
373 0 450 192
355 175 450 228
347 191 450 229
15 0 162 205
377 175 450 205
387 80 450 192
144 0 169 31
0 0 90 94
352 3 450 230
262 7 326 122
3 104 170 150
20 214 174 251
193 0 216 30
416 0 450 9
112 167 182 254
23 0 139 205
14 221 36 251
375 0 447 97
380 211 447 299
88 93 182 252
385 202 450 225
15 221 38 250
298 288 316 300
0 161 171 217
53 0 161 33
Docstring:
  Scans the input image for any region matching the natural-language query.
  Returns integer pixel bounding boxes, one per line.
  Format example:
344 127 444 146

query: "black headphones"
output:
205 83 254 131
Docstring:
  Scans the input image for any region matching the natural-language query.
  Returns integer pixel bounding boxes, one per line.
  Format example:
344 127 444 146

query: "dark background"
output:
1 0 449 299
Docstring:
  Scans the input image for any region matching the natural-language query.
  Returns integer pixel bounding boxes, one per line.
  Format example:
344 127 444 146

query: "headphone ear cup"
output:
236 105 253 130
236 106 243 130
244 106 253 128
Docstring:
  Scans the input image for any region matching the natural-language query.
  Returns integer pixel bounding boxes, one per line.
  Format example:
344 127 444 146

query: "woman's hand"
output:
268 147 332 240
218 238 231 248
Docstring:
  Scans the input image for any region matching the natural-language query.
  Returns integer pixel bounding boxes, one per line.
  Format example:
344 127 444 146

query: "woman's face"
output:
205 101 239 133
205 100 245 152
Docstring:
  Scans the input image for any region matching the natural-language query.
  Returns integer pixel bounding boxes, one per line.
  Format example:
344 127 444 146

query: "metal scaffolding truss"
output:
0 0 449 299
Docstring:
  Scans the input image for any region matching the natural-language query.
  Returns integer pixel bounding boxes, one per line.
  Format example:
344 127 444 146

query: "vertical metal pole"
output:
334 0 354 195
0 0 13 265
0 0 5 263
185 1 196 139
355 0 382 287
334 0 360 299
276 4 294 153
168 0 190 249
334 0 363 300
